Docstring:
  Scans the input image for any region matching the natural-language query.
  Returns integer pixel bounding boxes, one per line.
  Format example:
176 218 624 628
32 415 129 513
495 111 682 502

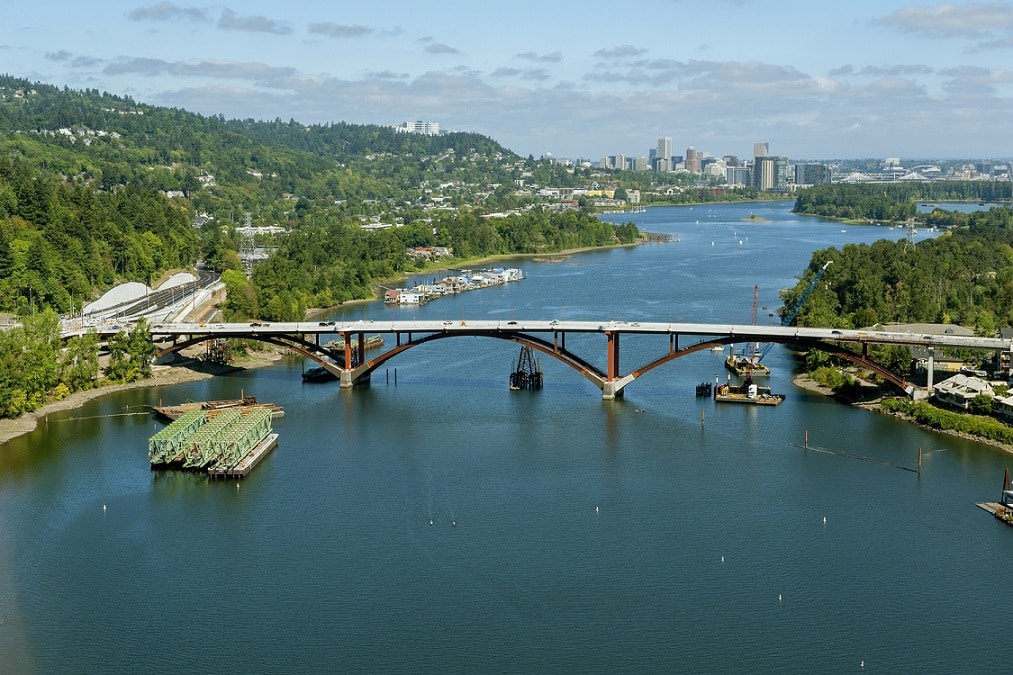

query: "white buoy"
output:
778 594 782 602
823 516 827 524
860 661 864 668
721 556 724 563
429 519 434 525
102 504 106 512
595 505 599 513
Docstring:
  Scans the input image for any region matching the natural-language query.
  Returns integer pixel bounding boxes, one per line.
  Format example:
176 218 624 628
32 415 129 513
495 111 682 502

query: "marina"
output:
384 267 523 305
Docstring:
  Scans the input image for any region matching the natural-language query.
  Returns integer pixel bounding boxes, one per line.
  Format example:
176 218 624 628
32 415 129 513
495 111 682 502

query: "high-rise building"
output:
657 137 672 168
753 142 769 160
753 156 788 191
794 163 832 186
726 167 751 186
685 146 700 173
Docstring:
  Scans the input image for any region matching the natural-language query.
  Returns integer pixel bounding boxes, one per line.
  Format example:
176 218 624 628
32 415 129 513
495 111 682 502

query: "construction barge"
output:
724 353 770 377
714 378 784 406
151 395 284 421
977 469 1013 527
148 405 278 478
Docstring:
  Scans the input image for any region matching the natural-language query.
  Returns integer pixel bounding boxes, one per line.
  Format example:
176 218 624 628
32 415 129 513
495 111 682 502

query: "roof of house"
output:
933 373 993 398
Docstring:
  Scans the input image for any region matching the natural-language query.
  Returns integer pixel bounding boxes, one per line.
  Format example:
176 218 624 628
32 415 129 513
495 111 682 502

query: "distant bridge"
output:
110 319 1012 400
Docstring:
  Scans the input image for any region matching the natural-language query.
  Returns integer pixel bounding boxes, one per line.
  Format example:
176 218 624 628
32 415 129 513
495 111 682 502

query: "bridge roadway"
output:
138 319 1013 400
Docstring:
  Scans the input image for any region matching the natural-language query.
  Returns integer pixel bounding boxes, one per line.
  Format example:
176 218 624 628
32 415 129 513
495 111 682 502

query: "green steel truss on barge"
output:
149 406 274 475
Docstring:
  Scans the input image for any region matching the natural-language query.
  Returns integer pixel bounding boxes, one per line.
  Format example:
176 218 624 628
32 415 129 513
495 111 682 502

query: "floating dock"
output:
149 406 277 478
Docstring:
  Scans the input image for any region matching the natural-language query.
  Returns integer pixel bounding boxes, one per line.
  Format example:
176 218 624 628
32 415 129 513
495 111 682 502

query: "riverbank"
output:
0 349 284 446
792 372 1013 456
306 240 645 319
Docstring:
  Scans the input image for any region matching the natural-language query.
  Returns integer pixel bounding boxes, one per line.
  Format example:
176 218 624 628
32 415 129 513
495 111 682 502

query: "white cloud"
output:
127 2 209 22
307 23 373 39
217 9 292 35
877 2 1013 49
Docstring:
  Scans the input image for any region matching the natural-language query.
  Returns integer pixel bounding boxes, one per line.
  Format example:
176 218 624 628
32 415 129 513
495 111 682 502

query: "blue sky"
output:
4 1 1013 161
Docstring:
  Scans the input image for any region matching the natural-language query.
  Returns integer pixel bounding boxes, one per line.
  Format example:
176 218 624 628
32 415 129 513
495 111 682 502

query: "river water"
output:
2 201 1012 673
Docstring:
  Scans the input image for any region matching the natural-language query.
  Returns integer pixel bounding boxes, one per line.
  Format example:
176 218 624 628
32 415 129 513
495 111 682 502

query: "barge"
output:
149 405 278 478
976 468 1013 527
714 380 784 406
725 354 770 377
151 395 283 421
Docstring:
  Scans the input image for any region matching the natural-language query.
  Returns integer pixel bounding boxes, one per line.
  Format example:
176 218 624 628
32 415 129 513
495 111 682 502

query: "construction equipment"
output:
509 346 543 390
757 260 832 363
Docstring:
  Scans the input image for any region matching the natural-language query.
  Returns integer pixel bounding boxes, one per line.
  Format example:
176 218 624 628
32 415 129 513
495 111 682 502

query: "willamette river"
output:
2 201 1012 673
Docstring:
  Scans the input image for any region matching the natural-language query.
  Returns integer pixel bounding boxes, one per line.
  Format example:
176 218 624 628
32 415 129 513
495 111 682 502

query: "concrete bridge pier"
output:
339 370 370 388
601 381 625 400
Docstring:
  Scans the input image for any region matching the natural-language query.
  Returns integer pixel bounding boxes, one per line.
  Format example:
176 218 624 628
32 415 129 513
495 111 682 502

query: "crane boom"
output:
757 260 832 362
781 260 832 327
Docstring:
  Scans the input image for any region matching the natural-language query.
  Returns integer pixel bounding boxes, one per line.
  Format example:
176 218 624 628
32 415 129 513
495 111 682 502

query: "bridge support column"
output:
339 370 370 388
601 381 624 400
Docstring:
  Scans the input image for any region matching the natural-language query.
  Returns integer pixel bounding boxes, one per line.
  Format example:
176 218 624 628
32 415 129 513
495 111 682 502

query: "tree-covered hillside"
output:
786 184 1013 334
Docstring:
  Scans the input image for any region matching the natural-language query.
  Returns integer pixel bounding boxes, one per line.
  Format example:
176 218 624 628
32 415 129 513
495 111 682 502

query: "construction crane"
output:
757 260 832 363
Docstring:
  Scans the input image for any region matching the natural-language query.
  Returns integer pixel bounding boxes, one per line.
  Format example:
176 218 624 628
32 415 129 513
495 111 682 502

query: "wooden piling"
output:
701 408 704 428
804 429 808 453
918 447 922 474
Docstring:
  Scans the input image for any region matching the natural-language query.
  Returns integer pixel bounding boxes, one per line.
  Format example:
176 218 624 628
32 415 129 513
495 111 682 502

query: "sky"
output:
4 1 1013 161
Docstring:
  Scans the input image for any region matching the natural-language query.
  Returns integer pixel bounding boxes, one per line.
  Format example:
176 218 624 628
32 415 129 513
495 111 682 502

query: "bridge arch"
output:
154 330 913 398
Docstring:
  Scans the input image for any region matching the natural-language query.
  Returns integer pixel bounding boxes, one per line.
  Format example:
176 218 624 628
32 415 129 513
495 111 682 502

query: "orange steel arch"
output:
350 331 610 389
154 331 911 396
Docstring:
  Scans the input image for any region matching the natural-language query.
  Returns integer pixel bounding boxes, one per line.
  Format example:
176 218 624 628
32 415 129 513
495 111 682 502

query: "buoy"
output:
720 556 724 563
429 519 434 525
451 521 456 527
595 505 599 513
102 504 106 512
860 661 864 668
778 594 782 602
823 516 827 524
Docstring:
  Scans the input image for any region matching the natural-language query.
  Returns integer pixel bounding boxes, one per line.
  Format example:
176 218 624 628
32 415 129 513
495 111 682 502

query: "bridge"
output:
126 319 1013 400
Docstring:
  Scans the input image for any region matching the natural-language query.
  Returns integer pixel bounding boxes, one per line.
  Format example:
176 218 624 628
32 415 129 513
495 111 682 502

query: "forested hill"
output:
0 76 635 319
784 183 1013 334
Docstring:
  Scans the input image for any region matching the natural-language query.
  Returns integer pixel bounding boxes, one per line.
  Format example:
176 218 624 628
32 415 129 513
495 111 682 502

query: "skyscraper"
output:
657 137 672 169
685 146 700 173
753 142 769 160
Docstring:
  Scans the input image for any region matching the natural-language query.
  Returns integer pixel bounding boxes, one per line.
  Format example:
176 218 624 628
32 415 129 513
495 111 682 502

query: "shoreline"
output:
792 372 1013 456
5 240 642 444
0 350 284 446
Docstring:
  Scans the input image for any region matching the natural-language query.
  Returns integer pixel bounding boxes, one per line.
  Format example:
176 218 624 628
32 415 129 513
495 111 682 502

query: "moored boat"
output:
302 366 337 382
